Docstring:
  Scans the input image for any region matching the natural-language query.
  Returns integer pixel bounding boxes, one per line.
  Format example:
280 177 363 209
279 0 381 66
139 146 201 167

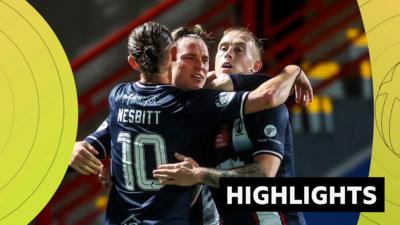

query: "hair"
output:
222 27 265 59
171 24 210 43
128 21 173 76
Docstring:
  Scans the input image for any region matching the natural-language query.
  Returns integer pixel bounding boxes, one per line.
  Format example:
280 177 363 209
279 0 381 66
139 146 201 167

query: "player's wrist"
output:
193 167 205 184
295 68 303 81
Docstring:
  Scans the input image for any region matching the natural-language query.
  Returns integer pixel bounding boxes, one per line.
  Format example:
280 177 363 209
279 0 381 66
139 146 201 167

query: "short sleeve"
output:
108 83 127 112
245 104 289 160
213 91 249 121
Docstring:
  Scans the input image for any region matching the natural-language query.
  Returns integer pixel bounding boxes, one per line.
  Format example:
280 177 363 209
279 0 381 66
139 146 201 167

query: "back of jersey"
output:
106 82 248 225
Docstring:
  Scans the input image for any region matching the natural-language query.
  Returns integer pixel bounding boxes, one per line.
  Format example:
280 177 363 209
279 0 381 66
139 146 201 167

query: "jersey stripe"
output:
252 150 283 160
87 135 107 157
240 92 249 119
134 82 173 88
279 212 287 225
252 212 260 225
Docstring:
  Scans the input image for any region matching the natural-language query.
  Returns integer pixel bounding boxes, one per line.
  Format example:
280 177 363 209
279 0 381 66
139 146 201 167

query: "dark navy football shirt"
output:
213 105 306 225
83 74 306 225
210 74 306 225
88 81 248 225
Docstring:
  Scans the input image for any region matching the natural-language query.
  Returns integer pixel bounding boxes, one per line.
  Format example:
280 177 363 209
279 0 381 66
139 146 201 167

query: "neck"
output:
139 70 170 85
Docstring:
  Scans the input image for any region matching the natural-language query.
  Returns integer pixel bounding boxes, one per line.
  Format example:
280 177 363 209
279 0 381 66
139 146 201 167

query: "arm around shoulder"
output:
245 65 301 114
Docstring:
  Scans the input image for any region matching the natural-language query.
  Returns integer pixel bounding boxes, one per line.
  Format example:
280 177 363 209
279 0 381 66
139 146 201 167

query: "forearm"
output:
194 163 265 188
245 65 300 114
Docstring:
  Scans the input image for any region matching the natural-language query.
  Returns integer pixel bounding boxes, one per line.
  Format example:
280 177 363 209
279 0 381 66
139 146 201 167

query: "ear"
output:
127 55 139 70
251 60 263 73
171 46 177 61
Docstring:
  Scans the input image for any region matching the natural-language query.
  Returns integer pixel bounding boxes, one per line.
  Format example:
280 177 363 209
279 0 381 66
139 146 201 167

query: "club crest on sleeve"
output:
264 124 277 137
215 92 235 107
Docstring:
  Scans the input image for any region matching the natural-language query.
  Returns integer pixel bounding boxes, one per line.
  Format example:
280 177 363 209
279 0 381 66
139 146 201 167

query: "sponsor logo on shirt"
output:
232 119 253 151
214 124 230 149
264 124 277 137
215 92 235 107
122 93 158 105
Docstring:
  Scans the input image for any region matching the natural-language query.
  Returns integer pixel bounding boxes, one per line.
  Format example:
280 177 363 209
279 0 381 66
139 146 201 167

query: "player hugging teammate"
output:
69 21 312 225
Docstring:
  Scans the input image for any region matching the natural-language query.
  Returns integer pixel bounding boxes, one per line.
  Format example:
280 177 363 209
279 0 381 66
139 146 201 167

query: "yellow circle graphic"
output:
375 62 400 157
0 1 77 224
358 0 400 224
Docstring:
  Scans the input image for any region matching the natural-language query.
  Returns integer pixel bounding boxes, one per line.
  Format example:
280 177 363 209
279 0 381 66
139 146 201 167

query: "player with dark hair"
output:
153 27 307 225
70 21 310 225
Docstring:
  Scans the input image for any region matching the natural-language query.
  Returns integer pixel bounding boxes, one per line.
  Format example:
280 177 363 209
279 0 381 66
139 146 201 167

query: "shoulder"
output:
183 88 220 99
108 83 129 102
110 83 130 96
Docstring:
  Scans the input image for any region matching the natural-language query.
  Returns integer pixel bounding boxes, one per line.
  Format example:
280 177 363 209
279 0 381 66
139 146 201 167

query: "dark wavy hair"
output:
171 24 210 43
128 21 173 76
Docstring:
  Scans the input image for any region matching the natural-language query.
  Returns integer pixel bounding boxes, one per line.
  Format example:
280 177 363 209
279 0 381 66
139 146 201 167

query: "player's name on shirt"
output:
117 108 161 125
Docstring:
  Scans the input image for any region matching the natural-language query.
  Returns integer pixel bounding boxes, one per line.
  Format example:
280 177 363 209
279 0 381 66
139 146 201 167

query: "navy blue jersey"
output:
83 74 304 225
93 82 248 225
212 106 305 225
84 119 111 159
216 105 293 174
206 74 306 225
84 74 268 160
230 73 272 91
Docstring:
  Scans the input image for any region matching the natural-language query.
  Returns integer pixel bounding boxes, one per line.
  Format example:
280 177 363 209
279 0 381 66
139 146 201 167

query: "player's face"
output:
215 31 260 75
172 37 210 90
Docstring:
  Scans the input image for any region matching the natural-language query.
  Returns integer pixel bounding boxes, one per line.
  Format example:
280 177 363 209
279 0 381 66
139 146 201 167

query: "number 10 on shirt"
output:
117 132 167 191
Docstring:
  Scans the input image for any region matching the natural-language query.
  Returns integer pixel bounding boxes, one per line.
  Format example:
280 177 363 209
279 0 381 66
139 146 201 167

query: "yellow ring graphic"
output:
0 1 77 224
358 0 400 224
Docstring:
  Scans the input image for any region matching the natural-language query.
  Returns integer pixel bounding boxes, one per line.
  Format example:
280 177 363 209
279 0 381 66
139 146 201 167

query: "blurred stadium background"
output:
27 0 372 224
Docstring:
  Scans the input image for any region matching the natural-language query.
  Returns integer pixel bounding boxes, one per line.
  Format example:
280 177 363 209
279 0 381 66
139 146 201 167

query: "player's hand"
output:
152 153 200 186
70 141 103 175
293 70 313 106
204 71 233 91
174 152 199 168
98 163 112 190
204 71 218 88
